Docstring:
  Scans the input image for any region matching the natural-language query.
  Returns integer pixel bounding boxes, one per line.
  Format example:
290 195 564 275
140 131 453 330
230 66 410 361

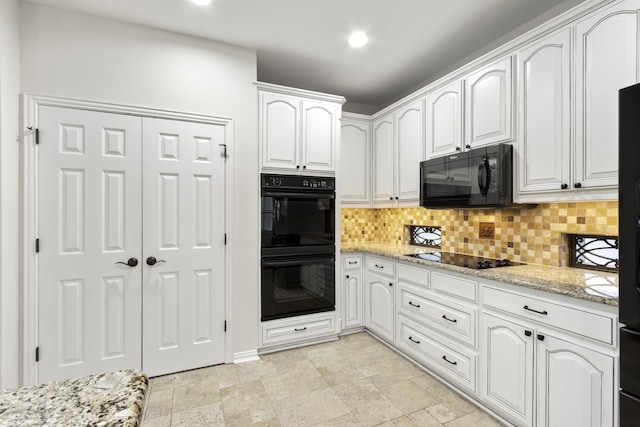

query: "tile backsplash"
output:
340 201 618 267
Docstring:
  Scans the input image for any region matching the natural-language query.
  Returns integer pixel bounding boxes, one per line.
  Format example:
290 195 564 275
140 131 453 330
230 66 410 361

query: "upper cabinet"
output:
465 57 513 149
426 80 464 158
340 115 370 206
372 99 425 207
517 28 571 194
574 0 640 189
258 83 344 174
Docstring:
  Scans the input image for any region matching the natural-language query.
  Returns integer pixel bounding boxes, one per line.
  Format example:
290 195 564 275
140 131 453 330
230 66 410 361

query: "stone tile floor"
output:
140 332 505 426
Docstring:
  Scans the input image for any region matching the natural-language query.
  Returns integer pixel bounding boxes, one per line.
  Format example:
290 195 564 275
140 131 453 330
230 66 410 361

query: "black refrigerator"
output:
619 83 640 426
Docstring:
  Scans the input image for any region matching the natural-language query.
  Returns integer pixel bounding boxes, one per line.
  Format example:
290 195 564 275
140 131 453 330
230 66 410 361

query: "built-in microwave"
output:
420 143 513 208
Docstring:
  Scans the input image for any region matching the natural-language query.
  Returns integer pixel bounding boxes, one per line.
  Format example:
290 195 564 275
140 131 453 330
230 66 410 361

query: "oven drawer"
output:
398 317 477 393
261 312 336 347
431 271 477 302
367 257 395 278
483 286 614 344
399 283 476 347
343 255 362 271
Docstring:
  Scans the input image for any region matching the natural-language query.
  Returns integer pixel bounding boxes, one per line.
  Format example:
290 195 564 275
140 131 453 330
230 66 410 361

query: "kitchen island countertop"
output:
342 242 619 307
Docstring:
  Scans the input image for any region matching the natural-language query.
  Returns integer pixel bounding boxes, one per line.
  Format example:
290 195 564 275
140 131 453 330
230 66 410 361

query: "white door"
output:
302 100 337 172
260 92 301 170
365 274 395 343
426 79 464 158
142 117 226 377
340 118 370 204
394 99 424 203
372 115 395 205
38 106 143 383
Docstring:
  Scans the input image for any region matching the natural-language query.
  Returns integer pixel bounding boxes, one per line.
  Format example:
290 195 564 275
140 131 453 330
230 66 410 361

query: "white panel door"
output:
465 56 513 148
372 115 395 205
426 80 464 158
142 117 226 377
395 99 424 203
261 92 301 170
575 1 640 189
517 29 571 193
38 106 142 383
365 274 395 343
302 100 337 172
340 119 370 204
343 271 363 329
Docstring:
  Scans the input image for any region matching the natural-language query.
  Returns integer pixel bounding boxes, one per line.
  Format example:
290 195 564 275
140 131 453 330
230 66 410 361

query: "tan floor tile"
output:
221 380 269 418
272 388 350 427
171 402 225 426
151 365 218 391
144 388 174 419
426 403 457 423
406 410 445 426
312 413 362 426
260 375 290 401
379 379 439 414
444 410 505 427
139 414 171 427
410 374 440 391
260 348 307 368
237 359 279 383
276 358 322 385
369 358 425 387
172 380 220 412
334 377 404 426
324 368 366 386
216 363 240 389
248 402 277 424
426 383 476 417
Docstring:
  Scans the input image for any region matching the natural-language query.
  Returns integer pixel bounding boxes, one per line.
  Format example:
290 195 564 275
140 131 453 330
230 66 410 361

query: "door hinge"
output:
26 127 39 145
224 233 227 245
219 143 228 158
35 128 40 145
35 347 40 362
224 320 227 332
35 238 40 253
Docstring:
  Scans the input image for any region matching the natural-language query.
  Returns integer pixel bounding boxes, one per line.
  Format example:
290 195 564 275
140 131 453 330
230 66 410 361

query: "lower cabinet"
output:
342 254 364 331
364 272 395 344
260 312 337 350
481 311 615 427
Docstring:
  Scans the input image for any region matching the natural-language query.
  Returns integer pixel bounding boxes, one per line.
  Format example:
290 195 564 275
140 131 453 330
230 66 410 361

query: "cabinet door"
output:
537 333 614 427
340 118 370 204
395 99 424 203
575 1 640 189
365 273 395 343
481 313 534 427
372 115 395 205
261 92 301 170
517 29 571 194
426 80 464 158
343 271 363 329
465 57 513 148
302 100 337 172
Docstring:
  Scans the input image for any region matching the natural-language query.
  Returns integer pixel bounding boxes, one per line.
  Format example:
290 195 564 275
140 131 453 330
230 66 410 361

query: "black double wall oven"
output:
261 174 336 321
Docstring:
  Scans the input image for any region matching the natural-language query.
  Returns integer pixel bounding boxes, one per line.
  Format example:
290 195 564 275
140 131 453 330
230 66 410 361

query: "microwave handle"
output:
478 158 491 195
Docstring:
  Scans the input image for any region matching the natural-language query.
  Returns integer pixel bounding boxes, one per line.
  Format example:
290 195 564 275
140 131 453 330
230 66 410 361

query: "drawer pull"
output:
374 264 384 269
442 315 457 323
408 336 420 344
442 355 457 365
294 327 307 332
408 301 421 308
523 305 548 316
348 261 358 264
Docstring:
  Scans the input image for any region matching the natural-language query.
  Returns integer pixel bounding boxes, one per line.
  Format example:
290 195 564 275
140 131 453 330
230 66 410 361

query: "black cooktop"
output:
404 252 524 269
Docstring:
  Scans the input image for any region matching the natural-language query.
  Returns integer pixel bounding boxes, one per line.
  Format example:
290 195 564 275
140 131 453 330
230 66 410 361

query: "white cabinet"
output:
574 0 640 190
465 56 513 148
342 254 364 331
258 83 344 174
372 100 425 207
426 80 464 158
260 312 337 349
517 28 571 194
364 256 396 343
340 115 370 206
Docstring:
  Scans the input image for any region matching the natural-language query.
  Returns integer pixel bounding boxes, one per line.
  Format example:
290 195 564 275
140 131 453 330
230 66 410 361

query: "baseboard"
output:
233 349 260 364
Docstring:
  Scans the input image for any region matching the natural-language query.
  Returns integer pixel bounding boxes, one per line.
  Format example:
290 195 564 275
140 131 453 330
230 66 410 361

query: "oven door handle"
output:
262 257 334 268
262 191 335 199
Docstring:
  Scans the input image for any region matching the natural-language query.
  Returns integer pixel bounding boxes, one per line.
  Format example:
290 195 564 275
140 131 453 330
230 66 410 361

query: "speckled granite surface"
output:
342 243 619 307
0 369 147 427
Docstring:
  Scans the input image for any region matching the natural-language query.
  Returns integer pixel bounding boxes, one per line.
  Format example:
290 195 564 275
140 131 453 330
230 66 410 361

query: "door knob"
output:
116 258 138 267
146 257 166 266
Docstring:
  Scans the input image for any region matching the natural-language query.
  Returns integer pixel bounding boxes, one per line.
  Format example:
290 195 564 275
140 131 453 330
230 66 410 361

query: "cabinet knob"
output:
303 165 307 169
390 197 393 200
346 275 350 279
560 183 568 190
537 334 545 341
455 147 461 151
395 196 399 200
574 182 582 189
524 330 532 337
296 165 300 169
389 283 393 287
465 144 471 149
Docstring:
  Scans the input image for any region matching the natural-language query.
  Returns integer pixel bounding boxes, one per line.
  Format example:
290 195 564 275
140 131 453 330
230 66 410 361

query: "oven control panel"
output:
262 174 335 191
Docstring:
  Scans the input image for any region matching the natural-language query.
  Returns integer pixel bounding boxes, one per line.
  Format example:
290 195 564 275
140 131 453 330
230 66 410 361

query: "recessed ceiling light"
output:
348 32 368 48
191 0 212 5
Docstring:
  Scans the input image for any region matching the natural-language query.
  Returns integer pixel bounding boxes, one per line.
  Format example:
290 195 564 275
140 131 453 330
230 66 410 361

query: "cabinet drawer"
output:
343 255 362 271
367 257 395 278
431 272 477 302
398 317 477 393
398 263 430 288
261 313 335 347
483 286 614 345
399 283 476 347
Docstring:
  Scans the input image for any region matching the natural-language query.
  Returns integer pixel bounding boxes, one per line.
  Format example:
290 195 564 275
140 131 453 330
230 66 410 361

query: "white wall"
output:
19 1 259 378
0 0 22 389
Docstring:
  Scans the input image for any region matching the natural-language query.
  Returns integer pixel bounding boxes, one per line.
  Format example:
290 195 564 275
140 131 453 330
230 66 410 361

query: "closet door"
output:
142 118 227 376
38 106 143 383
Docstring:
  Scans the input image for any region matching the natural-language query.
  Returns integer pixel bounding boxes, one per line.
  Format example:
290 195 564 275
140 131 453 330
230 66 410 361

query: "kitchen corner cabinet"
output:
340 116 370 206
465 56 513 148
517 28 571 194
342 254 364 331
574 0 640 190
364 256 396 343
426 79 464 158
372 99 425 207
258 84 343 174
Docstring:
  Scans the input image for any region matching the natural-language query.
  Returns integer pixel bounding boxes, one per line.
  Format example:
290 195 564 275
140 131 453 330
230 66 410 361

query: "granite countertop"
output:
0 369 148 426
342 242 619 307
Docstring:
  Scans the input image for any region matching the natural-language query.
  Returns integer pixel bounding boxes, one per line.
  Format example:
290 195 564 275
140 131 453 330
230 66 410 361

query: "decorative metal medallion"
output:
410 226 442 248
569 235 619 272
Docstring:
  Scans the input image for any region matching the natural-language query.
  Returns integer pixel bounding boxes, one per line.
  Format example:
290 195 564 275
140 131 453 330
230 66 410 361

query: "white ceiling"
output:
25 0 583 113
